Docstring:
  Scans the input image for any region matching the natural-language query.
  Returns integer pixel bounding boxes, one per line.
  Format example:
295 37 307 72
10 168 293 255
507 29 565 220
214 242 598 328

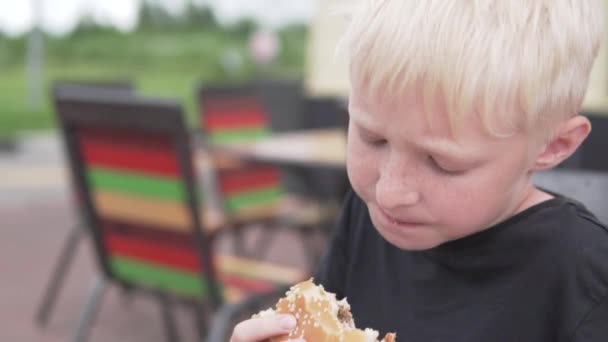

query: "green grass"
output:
0 64 207 136
0 27 308 136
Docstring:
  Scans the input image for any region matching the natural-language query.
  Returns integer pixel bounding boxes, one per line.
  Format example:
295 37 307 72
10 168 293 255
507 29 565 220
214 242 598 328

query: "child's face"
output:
347 83 542 250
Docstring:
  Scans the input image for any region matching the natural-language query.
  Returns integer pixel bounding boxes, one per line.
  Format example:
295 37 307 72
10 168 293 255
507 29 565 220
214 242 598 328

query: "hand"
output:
230 314 304 342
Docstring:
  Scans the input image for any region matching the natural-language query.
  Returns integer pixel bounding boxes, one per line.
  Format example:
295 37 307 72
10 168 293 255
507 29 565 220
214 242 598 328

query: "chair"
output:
197 83 336 266
253 78 305 133
52 80 136 98
300 97 349 131
298 96 350 202
36 80 138 327
532 169 608 224
53 93 306 342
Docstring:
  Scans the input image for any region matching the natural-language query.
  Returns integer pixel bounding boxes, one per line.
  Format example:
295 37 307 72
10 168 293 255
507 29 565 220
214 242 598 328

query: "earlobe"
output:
533 115 591 171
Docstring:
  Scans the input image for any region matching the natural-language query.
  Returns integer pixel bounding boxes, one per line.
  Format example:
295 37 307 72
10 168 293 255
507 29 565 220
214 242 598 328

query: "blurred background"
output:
1 1 352 341
0 0 314 137
3 1 608 342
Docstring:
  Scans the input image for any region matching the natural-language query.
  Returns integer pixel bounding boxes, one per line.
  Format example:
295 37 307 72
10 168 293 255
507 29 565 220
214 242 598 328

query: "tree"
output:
183 1 218 30
227 18 259 39
137 0 174 30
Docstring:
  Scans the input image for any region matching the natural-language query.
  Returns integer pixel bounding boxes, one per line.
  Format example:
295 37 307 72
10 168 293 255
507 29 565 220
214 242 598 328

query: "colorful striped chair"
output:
198 84 335 263
54 94 306 342
36 81 138 327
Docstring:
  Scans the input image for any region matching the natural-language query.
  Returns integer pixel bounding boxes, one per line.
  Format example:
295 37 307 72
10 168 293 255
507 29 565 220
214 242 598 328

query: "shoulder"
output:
548 197 608 304
553 197 608 262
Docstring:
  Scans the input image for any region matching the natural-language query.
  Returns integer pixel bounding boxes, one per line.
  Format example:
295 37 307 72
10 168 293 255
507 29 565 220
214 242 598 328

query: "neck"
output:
513 183 554 215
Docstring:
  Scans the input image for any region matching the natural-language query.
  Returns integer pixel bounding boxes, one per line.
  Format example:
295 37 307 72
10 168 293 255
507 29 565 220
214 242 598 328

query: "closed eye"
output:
363 137 387 147
357 126 387 147
428 156 467 176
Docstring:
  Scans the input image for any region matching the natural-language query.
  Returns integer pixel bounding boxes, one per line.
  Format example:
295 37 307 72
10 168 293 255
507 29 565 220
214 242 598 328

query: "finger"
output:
231 315 298 342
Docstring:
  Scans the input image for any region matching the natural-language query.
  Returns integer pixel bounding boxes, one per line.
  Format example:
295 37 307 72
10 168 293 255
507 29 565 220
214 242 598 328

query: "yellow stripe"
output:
93 190 192 231
216 254 305 284
231 201 283 222
223 286 246 303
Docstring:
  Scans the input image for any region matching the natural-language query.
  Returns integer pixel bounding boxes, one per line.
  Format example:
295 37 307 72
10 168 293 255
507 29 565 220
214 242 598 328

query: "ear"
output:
533 115 591 171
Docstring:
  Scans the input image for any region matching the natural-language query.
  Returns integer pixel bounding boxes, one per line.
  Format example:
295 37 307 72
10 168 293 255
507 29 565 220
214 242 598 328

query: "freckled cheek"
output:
346 142 379 199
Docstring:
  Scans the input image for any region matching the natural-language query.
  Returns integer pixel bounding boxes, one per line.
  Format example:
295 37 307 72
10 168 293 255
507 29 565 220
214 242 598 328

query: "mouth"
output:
378 207 426 227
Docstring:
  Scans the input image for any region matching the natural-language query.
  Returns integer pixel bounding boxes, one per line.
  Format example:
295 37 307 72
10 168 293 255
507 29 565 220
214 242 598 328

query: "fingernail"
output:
289 339 306 342
279 315 297 330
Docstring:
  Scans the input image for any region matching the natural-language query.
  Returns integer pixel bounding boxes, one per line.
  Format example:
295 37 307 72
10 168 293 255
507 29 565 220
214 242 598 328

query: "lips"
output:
378 207 426 227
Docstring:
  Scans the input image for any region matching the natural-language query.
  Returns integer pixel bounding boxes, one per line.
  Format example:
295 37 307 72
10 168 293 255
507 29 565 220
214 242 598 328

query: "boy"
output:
231 1 608 341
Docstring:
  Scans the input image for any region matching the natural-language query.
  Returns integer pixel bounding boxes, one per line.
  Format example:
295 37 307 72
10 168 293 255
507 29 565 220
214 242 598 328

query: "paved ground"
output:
1 132 322 342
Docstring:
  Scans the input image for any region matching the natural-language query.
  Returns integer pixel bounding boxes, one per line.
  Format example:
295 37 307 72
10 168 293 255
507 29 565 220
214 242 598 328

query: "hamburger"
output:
255 278 396 342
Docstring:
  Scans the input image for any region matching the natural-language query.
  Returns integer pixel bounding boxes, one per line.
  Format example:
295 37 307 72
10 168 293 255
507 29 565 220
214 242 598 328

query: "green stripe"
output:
224 187 283 213
209 128 270 144
87 168 188 202
110 257 213 298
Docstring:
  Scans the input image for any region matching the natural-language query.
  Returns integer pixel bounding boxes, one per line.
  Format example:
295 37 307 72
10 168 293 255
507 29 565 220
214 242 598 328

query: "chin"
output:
380 232 443 251
370 214 444 251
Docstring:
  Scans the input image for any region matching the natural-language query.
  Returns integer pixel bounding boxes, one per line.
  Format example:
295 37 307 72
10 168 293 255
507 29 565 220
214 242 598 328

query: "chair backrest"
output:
52 80 136 99
292 96 350 201
198 84 271 144
253 78 304 132
300 97 349 130
532 169 608 224
198 84 285 218
54 94 221 306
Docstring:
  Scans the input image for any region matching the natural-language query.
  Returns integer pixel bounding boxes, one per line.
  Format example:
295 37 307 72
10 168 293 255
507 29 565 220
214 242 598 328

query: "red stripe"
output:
104 230 202 273
201 96 269 131
102 219 193 247
219 167 281 194
79 137 180 177
103 229 278 293
204 111 268 131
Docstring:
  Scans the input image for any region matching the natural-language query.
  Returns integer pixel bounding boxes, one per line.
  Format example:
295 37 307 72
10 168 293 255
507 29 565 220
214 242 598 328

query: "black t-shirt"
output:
315 190 608 342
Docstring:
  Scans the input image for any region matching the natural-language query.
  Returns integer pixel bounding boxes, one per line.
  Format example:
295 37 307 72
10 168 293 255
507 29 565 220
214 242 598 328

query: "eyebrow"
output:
348 105 383 131
350 107 483 162
419 139 483 163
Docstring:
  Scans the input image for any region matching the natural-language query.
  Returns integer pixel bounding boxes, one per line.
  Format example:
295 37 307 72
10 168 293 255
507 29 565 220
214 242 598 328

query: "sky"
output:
0 0 316 36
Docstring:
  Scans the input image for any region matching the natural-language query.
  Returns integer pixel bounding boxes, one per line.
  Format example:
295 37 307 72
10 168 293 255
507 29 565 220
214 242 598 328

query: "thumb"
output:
231 314 300 342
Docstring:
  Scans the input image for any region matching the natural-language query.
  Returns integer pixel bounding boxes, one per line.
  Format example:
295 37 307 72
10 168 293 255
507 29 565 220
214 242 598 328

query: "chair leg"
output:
205 303 239 342
253 225 278 259
192 304 209 341
159 293 180 342
205 286 291 342
232 225 248 257
36 223 84 326
72 275 107 342
118 284 136 308
297 228 321 269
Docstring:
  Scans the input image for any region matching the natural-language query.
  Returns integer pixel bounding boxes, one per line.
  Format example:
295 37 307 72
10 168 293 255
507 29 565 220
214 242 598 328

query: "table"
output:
197 128 349 203
201 128 347 170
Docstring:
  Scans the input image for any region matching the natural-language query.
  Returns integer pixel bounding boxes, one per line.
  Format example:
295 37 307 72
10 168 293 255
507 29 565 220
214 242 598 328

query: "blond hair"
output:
339 0 604 139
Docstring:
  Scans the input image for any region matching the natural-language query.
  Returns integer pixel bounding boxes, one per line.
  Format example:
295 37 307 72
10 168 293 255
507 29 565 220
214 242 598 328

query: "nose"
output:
376 154 421 210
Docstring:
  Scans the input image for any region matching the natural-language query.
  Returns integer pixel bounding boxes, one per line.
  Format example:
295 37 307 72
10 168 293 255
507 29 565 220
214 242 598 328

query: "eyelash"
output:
363 137 387 148
428 156 464 176
360 133 466 176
